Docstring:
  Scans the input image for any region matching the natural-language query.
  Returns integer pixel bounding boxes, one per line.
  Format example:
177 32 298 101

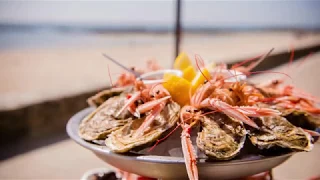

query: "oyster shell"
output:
105 102 180 153
79 89 132 141
87 87 132 107
197 113 247 160
281 109 320 130
248 116 313 151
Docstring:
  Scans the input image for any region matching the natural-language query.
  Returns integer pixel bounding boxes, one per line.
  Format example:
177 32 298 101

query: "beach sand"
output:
1 31 320 110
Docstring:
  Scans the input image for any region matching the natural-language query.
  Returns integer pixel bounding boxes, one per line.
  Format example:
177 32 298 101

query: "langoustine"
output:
106 101 180 153
178 67 280 180
115 59 162 87
105 79 181 152
253 49 320 134
176 49 319 180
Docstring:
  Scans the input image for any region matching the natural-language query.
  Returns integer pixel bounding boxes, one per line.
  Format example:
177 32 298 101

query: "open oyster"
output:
79 88 133 141
105 102 180 153
248 116 313 152
87 87 132 107
281 109 320 130
197 113 247 160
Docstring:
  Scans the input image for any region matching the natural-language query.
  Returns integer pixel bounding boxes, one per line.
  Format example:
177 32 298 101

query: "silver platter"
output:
67 108 293 179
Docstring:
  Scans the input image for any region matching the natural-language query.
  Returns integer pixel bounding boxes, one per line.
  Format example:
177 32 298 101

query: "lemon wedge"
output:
174 52 193 71
163 73 191 106
182 65 197 82
190 68 211 94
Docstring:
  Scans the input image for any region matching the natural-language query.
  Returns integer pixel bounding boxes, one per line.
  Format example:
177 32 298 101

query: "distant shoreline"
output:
1 23 320 34
1 24 319 50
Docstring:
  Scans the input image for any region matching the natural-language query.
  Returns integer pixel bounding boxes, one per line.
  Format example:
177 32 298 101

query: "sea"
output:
1 1 320 50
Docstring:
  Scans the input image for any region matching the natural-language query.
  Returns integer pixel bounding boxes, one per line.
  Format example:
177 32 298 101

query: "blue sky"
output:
0 1 319 28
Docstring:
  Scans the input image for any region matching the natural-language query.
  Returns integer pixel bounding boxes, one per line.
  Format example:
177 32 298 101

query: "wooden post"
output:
174 0 182 59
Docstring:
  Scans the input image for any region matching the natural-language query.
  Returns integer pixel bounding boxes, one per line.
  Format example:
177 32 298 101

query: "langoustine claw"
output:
136 96 171 114
179 105 202 180
237 106 282 117
133 102 166 138
200 98 259 129
116 91 141 117
133 85 171 137
181 124 199 180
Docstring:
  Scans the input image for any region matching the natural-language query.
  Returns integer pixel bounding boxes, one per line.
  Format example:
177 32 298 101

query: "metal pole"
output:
175 0 182 59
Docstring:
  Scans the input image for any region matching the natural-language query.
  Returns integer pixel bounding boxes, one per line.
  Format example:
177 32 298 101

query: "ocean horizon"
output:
1 22 320 50
1 1 320 49
1 22 320 34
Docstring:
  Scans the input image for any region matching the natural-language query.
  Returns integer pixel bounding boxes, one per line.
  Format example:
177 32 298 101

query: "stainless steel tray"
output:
67 107 293 179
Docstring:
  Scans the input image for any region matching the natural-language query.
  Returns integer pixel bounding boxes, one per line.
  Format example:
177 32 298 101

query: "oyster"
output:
79 89 132 141
87 87 132 107
248 116 313 151
105 102 180 153
197 113 247 160
281 109 320 130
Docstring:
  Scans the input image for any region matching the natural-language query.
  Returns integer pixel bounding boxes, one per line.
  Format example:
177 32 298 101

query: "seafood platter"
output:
67 50 320 180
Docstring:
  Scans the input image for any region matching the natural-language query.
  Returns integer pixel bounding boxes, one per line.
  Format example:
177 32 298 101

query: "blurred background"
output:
0 1 320 179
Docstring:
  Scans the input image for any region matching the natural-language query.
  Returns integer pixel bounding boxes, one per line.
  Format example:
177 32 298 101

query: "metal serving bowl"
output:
67 108 293 179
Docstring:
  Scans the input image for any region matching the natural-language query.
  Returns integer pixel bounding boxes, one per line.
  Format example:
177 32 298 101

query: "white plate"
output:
138 69 182 84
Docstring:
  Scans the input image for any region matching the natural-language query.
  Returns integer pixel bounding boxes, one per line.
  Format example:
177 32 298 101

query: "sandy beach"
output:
1 31 320 110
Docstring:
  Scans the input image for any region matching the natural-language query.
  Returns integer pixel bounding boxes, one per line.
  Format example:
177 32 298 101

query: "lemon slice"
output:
191 68 211 94
174 52 193 71
182 65 197 82
163 73 191 106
